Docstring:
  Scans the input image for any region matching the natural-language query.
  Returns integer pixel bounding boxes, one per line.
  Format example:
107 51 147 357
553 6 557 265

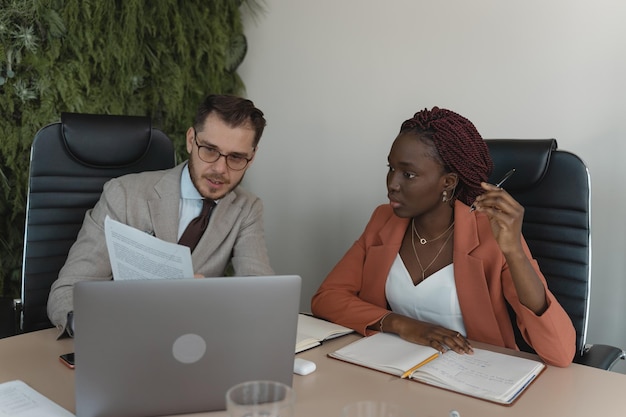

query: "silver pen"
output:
469 168 516 212
495 168 516 188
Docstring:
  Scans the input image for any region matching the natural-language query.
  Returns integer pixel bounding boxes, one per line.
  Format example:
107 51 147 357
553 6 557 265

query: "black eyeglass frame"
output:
193 129 254 171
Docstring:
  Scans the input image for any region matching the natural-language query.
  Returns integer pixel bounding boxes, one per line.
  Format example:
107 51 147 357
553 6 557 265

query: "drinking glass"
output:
226 380 295 417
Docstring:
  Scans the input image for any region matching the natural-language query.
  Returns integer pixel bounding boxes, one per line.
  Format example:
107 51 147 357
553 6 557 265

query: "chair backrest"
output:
485 139 591 357
21 112 177 333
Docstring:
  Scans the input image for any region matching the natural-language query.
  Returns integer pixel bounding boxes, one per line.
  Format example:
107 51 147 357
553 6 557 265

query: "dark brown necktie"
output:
178 199 216 251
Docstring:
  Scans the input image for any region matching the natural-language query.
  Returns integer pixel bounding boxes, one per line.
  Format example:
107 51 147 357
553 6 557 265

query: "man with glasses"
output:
48 94 274 337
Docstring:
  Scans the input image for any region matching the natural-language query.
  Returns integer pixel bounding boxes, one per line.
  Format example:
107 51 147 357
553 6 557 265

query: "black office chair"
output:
15 112 177 334
485 138 625 370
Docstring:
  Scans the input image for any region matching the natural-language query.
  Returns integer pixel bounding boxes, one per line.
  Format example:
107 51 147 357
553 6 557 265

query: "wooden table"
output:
2 329 626 416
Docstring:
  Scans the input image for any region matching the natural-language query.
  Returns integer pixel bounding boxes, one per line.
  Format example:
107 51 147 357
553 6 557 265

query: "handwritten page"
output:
104 216 194 280
0 380 74 417
329 333 545 405
414 348 544 403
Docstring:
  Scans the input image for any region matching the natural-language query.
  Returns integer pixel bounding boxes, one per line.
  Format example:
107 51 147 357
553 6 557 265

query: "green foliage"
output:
0 0 259 297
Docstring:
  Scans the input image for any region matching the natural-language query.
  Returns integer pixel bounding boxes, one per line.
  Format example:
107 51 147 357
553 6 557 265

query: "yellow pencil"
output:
400 353 440 379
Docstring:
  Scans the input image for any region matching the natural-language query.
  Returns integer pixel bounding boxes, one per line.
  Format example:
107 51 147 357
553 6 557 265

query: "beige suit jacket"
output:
47 162 274 335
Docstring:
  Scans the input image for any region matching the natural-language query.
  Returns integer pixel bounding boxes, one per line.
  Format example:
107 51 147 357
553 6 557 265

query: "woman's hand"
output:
382 313 473 354
472 182 525 255
472 182 549 314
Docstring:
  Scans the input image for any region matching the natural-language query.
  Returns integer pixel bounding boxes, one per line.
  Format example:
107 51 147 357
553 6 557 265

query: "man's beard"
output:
188 156 245 199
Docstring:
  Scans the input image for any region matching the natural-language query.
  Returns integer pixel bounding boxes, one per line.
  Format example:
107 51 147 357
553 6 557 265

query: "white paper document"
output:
0 380 74 417
104 216 194 280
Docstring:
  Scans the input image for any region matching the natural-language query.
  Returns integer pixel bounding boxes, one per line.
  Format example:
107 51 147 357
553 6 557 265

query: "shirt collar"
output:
180 163 203 200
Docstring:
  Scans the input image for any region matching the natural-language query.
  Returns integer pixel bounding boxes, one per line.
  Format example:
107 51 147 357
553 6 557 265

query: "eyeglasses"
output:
193 130 254 171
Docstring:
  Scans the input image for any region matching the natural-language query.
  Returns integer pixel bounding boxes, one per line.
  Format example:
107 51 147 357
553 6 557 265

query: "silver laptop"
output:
73 275 301 417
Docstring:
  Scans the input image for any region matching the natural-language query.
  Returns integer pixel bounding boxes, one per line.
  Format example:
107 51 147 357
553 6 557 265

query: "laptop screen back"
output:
73 275 301 417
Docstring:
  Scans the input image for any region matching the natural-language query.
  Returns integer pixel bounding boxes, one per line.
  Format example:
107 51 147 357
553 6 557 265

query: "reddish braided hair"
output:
400 107 493 206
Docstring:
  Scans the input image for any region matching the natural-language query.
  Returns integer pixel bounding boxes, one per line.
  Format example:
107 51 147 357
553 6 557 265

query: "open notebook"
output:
295 314 353 353
329 333 545 405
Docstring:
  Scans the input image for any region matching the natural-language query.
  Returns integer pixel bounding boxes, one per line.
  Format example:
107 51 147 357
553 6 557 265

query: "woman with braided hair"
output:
311 107 575 367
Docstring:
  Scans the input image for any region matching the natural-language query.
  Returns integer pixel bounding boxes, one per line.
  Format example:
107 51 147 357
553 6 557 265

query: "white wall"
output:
238 0 626 373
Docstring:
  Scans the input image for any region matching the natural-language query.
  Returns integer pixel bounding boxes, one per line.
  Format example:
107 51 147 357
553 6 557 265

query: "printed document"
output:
104 216 194 280
0 380 74 417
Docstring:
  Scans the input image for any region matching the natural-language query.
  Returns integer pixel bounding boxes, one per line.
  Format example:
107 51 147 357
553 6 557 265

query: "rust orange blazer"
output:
311 201 576 367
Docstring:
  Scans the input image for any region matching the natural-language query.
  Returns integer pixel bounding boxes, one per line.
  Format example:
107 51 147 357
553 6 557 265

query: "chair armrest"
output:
574 344 626 370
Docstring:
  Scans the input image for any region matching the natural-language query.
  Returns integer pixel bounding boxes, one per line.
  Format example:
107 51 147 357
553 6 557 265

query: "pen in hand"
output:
469 168 516 212
494 168 516 188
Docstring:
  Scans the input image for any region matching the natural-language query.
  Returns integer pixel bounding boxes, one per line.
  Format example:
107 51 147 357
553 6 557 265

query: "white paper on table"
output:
0 380 74 417
104 216 194 280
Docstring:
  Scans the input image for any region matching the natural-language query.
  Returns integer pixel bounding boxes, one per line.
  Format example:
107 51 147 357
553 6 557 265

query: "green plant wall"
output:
0 0 258 297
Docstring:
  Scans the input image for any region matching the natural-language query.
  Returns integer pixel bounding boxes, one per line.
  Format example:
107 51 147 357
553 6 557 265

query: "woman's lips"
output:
388 196 402 209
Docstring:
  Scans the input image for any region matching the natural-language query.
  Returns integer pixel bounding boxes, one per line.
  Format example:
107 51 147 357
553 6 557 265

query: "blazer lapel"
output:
190 188 238 264
453 200 506 346
149 164 185 243
363 211 408 301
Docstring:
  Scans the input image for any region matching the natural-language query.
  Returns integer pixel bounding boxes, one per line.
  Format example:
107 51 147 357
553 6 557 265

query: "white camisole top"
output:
385 254 466 335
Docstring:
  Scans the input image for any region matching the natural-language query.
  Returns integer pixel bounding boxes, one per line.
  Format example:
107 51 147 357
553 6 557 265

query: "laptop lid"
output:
73 275 301 417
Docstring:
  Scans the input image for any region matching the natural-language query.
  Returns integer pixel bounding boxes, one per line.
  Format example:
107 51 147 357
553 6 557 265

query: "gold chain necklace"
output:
412 218 455 245
411 219 454 282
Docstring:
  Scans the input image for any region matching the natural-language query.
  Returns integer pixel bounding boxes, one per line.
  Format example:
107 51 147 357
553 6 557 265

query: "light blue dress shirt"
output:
177 163 218 240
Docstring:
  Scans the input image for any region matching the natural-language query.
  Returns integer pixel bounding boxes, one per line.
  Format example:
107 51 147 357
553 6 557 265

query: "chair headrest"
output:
61 112 154 167
485 139 557 191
